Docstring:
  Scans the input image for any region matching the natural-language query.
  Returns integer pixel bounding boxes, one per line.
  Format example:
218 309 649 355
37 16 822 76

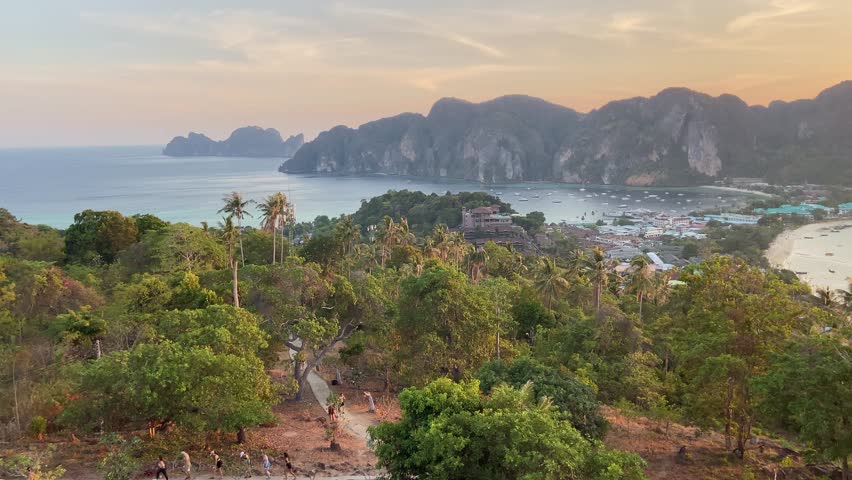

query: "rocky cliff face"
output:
164 127 304 158
281 82 852 186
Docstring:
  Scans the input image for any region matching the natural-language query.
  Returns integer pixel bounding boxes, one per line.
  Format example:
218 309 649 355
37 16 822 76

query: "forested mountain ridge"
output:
164 126 304 157
281 81 852 186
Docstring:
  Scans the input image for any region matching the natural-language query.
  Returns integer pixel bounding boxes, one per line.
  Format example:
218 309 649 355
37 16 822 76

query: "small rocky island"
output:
164 126 304 157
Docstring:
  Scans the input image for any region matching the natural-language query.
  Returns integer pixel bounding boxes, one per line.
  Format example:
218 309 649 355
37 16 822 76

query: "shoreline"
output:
700 185 775 198
765 219 852 291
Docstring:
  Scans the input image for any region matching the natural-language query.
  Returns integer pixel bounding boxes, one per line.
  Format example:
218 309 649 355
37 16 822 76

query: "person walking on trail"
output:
210 450 224 478
239 451 251 476
26 466 35 480
364 391 376 413
338 393 346 413
156 455 169 480
180 451 191 480
283 452 296 480
328 403 337 422
261 452 273 479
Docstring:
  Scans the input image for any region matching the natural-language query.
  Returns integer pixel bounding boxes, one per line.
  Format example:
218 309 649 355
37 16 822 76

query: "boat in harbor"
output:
552 200 562 203
519 197 529 201
829 269 836 273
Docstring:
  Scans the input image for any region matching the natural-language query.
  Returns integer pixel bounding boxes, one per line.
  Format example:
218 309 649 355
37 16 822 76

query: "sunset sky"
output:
2 0 851 147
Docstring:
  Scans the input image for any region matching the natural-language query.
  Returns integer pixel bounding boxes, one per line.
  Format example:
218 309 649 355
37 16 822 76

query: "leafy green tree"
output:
667 256 810 457
98 434 140 480
477 357 608 439
131 214 167 237
285 272 387 400
300 234 344 271
369 378 646 480
514 211 546 234
511 290 555 342
14 226 65 263
756 333 852 479
138 223 227 273
65 210 139 264
397 265 500 383
153 305 268 356
61 340 277 437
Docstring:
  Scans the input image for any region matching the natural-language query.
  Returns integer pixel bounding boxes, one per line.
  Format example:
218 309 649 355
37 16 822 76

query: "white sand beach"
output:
766 219 852 292
701 185 776 198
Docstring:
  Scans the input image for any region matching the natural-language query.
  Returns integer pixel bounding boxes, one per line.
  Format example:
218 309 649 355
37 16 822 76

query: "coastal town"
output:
461 188 852 285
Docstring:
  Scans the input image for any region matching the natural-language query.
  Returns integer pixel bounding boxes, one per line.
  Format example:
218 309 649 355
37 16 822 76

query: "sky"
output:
1 0 852 147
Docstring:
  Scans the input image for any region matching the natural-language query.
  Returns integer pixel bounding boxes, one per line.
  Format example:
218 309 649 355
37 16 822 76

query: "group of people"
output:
154 449 295 479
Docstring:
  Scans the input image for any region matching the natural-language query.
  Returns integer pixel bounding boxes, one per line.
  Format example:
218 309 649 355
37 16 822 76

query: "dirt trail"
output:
286 343 378 445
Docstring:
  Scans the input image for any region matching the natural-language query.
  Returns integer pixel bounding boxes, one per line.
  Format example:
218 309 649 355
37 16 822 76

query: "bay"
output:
0 145 751 229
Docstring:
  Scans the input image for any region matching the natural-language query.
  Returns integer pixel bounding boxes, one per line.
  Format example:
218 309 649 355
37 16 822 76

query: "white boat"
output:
552 200 562 203
579 188 586 191
533 194 540 198
514 192 521 196
602 202 609 205
585 194 593 198
635 199 641 202
678 193 685 196
496 192 503 195
547 192 553 196
519 197 529 201
619 204 628 208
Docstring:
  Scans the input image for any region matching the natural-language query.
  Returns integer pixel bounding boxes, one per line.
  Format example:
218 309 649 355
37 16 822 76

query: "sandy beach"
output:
701 185 776 198
766 219 852 292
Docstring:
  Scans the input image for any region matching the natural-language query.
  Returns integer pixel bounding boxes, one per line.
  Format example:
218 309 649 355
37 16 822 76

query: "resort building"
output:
461 206 513 231
703 213 762 225
754 203 832 218
838 203 852 216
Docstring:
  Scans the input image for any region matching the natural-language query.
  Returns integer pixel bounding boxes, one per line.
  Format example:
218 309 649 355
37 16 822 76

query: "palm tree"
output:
586 246 611 313
816 287 838 309
448 231 471 268
259 194 284 264
430 224 450 262
397 218 416 247
220 216 241 308
566 248 588 279
626 255 655 320
376 216 399 268
334 215 360 257
467 248 489 282
218 192 253 267
837 281 852 313
534 257 570 310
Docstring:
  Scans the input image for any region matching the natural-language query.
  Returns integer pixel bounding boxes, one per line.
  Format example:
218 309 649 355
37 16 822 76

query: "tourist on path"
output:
210 450 224 478
338 393 346 413
328 403 337 422
239 451 251 476
180 451 191 480
262 452 273 479
155 455 169 479
283 452 296 480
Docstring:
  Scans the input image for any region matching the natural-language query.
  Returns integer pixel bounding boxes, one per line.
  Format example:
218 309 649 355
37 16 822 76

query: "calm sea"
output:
0 146 749 229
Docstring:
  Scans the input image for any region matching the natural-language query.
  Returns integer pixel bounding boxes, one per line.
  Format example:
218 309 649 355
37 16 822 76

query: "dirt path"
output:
286 343 378 445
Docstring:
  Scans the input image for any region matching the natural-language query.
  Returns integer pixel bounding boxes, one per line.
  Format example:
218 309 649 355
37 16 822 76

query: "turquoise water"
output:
0 146 748 229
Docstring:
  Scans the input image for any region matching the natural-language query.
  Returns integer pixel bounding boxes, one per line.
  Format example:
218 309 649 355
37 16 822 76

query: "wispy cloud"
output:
727 0 821 32
608 13 656 34
331 3 505 58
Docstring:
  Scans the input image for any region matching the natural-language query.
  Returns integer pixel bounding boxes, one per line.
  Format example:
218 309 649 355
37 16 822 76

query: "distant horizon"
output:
2 79 850 150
